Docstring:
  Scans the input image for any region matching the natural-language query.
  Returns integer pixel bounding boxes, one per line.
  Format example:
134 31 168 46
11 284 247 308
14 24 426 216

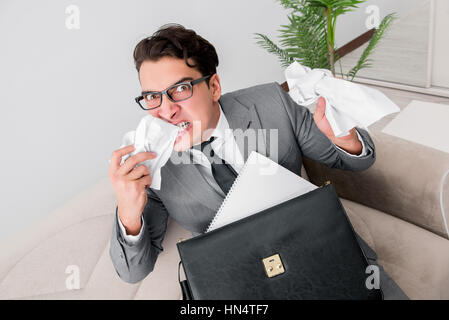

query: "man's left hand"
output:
313 97 363 156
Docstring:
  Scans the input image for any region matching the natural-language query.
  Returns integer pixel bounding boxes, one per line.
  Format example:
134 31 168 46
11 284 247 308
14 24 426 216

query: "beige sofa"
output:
1 130 448 300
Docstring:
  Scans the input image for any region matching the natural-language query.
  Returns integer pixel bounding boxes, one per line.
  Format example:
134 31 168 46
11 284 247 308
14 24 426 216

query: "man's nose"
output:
157 95 179 121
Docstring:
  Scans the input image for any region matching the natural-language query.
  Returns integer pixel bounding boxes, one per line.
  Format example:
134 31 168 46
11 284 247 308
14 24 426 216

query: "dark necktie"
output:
199 137 238 195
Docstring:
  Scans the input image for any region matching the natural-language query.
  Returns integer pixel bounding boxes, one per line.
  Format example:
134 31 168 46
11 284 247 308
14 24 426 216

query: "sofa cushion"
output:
0 215 113 299
303 130 449 239
342 198 449 299
0 177 117 282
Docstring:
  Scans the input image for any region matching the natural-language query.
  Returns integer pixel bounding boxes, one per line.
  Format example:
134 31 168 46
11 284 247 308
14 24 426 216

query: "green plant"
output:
255 0 395 80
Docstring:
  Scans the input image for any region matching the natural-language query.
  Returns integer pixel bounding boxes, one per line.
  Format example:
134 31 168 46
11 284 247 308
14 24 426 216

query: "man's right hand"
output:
109 145 157 236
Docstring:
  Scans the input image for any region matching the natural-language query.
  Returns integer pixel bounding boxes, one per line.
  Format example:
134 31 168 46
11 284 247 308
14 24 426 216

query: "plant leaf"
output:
347 13 396 80
254 33 294 67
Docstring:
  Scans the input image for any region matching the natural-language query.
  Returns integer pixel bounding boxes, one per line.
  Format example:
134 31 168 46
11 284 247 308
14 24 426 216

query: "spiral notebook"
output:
206 151 318 232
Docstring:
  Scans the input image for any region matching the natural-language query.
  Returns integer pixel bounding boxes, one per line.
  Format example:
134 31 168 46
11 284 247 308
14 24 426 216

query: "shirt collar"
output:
210 102 229 141
187 102 244 172
191 102 229 148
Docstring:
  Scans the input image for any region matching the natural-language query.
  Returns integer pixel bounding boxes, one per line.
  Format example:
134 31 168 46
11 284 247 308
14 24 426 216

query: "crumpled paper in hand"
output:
120 115 179 190
285 61 400 137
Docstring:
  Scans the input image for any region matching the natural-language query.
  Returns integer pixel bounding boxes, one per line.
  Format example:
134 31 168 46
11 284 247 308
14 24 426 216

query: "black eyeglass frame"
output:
134 74 213 110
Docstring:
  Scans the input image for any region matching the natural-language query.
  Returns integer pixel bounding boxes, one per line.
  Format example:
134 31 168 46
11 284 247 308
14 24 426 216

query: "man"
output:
108 24 407 299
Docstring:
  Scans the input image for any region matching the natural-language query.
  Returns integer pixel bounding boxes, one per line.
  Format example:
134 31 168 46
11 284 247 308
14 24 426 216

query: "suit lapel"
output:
164 158 223 212
220 95 267 162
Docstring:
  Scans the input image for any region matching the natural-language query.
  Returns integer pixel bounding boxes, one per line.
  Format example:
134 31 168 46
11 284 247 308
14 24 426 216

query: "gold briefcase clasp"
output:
262 253 285 278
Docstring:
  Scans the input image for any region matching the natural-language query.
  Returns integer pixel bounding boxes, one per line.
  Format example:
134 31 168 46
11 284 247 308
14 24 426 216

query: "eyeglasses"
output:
135 74 212 110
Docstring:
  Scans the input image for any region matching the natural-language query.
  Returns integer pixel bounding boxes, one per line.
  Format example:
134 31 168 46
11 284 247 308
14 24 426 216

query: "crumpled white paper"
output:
285 61 400 137
120 115 179 190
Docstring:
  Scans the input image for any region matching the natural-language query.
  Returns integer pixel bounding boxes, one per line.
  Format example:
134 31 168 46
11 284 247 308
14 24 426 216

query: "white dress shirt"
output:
118 103 367 243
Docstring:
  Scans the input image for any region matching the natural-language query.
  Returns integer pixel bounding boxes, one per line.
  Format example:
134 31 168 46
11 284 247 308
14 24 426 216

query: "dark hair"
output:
133 24 219 79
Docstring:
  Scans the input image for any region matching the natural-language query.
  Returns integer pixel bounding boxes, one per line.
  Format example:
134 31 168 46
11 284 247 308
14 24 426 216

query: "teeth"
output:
177 121 190 130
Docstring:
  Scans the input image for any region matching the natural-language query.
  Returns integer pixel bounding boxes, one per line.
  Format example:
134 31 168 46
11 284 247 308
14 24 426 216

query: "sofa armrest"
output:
303 130 449 239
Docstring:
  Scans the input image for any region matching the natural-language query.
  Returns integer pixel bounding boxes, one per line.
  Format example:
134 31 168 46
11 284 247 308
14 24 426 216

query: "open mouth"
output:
175 121 193 142
177 121 191 131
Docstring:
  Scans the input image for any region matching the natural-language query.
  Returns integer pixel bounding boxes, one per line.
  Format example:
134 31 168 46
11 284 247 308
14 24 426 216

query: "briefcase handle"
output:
178 261 193 300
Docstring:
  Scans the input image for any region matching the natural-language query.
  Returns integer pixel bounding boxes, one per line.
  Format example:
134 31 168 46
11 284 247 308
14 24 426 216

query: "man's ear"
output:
209 74 221 102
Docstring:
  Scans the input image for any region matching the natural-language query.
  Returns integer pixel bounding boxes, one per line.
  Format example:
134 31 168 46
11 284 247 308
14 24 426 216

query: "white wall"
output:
0 0 288 243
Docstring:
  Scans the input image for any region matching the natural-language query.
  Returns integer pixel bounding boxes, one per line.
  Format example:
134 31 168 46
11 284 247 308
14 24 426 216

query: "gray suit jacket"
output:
109 82 377 284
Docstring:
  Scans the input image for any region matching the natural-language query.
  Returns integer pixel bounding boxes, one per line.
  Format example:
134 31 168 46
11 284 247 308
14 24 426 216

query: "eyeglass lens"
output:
141 83 192 109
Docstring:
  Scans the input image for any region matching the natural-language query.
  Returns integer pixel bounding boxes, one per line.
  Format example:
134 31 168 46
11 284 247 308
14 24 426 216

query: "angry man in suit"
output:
108 24 407 299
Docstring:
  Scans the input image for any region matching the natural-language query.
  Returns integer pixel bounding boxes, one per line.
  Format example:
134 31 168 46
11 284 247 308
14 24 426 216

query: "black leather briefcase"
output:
177 183 383 300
